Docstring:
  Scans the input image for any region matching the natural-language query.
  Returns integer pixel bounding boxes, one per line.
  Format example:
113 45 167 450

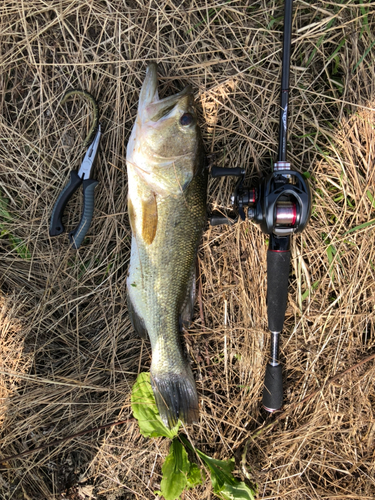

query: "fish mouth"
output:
139 63 194 122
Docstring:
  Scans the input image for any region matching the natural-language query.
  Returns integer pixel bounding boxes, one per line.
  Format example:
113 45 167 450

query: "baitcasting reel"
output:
211 162 310 238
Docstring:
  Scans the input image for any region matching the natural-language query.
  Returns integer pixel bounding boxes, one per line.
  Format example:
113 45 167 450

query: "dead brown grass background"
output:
0 0 374 499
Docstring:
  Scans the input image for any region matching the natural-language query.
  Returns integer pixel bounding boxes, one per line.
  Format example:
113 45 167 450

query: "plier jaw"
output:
49 124 101 249
77 124 101 180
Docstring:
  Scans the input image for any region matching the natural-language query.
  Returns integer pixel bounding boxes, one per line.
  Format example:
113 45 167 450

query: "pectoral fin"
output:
141 194 158 245
128 198 136 233
129 193 158 245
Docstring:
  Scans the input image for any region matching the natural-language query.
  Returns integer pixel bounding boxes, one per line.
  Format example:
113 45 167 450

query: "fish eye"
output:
180 113 193 126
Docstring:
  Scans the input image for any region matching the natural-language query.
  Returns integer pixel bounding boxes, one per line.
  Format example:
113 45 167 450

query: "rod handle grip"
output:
262 363 283 412
267 250 291 332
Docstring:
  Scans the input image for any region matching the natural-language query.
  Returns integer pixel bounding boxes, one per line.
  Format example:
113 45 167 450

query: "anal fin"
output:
127 292 149 340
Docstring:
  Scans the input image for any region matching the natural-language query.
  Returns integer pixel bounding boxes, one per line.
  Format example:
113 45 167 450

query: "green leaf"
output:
218 480 257 500
301 281 320 301
158 439 190 500
0 191 30 259
0 191 12 221
196 452 236 492
181 437 256 500
267 15 283 29
8 234 31 259
198 452 255 500
186 463 205 489
131 372 179 439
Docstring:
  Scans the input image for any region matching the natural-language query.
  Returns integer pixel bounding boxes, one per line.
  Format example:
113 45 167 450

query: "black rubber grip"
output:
267 250 291 332
211 166 244 178
262 363 283 411
209 212 236 226
50 170 82 236
69 179 98 249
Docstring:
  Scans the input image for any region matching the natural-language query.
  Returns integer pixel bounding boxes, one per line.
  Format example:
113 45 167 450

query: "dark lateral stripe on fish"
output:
151 369 199 428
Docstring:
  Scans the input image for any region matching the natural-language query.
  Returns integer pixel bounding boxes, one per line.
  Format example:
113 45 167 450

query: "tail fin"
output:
151 367 199 428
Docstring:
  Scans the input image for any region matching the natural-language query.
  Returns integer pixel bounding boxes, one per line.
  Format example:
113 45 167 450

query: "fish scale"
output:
126 63 207 428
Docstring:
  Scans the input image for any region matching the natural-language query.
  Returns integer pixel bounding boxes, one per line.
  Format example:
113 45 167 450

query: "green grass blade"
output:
307 17 337 67
327 38 346 65
366 190 375 208
344 219 375 235
353 39 375 73
301 281 320 301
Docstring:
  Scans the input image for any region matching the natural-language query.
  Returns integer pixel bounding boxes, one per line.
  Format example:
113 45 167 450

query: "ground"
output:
0 1 374 499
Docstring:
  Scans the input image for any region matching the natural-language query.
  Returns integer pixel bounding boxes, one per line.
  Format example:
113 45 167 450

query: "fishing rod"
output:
210 0 311 412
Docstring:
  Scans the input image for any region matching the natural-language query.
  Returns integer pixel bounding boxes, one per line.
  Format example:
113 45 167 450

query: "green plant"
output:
366 190 375 209
186 0 232 34
131 373 257 500
0 190 30 259
353 40 375 74
301 280 320 301
322 233 338 282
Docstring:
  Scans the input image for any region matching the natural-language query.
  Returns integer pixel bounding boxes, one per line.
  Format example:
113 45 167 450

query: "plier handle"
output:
49 124 101 249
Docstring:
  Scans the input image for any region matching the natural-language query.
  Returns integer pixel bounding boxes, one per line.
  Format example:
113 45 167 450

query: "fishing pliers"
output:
49 124 101 249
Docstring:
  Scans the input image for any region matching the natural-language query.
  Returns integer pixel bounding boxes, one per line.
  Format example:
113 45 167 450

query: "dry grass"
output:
0 0 374 499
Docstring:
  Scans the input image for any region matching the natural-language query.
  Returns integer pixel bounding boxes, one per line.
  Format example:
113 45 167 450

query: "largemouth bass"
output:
126 63 207 428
